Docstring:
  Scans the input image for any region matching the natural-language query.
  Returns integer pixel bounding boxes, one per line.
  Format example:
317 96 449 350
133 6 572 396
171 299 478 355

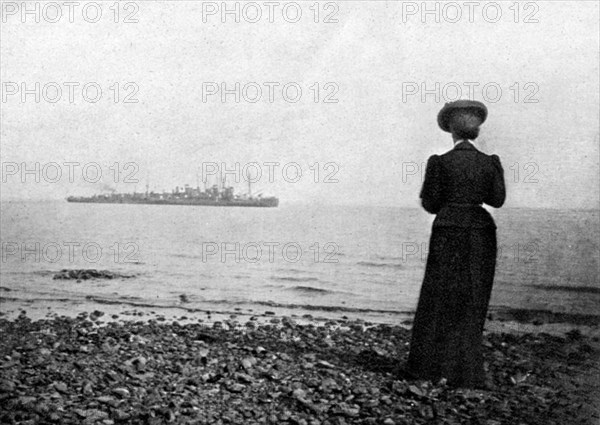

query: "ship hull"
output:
66 197 278 208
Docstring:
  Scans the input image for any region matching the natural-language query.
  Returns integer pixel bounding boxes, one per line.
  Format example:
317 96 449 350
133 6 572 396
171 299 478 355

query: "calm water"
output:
1 201 598 322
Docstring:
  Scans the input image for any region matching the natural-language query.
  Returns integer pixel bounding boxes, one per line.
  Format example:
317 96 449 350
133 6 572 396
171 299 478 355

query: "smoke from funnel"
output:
99 183 116 193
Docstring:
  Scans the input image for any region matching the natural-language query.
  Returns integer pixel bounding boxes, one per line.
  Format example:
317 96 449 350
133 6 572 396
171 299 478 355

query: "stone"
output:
112 387 130 398
53 381 68 393
0 379 16 392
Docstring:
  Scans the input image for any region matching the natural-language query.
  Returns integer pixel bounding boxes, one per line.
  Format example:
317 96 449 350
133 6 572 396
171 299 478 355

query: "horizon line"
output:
0 197 598 212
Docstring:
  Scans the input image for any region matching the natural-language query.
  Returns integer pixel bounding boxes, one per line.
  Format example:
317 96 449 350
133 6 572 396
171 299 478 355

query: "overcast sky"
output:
1 1 598 208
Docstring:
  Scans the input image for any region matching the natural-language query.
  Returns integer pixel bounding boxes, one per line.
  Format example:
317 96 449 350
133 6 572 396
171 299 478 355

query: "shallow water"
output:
1 200 598 322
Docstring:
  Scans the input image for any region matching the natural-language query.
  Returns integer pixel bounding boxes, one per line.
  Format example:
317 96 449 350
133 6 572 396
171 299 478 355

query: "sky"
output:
1 0 599 209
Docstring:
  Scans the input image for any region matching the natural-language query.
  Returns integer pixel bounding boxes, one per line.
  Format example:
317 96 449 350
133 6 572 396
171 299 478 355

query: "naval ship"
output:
67 181 279 208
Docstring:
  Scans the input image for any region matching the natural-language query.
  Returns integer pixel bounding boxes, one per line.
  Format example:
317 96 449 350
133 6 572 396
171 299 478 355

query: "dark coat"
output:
406 141 506 387
420 141 506 227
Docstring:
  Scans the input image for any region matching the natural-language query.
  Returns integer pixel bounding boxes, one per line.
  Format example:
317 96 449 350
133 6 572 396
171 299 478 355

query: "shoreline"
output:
1 298 599 338
0 311 598 425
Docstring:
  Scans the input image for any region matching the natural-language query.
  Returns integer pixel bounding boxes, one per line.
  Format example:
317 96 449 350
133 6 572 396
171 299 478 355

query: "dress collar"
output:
453 140 477 151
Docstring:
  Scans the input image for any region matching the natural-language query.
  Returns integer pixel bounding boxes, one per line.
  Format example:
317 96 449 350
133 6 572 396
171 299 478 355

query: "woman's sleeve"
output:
485 154 506 208
420 155 444 214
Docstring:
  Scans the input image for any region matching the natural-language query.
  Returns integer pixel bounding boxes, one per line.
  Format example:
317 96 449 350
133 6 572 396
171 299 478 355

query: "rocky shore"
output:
0 312 598 425
52 269 135 281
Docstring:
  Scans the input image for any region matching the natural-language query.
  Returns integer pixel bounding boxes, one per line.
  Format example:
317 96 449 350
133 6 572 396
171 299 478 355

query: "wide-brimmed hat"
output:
437 100 488 132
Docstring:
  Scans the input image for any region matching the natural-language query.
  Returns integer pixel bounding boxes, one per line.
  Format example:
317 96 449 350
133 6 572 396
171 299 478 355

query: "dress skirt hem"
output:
406 225 497 387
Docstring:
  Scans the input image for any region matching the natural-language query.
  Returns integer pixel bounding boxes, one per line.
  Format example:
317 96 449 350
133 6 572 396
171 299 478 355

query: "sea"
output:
1 201 598 324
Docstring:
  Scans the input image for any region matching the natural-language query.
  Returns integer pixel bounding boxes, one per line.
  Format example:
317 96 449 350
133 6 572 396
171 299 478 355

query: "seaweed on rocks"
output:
52 269 135 281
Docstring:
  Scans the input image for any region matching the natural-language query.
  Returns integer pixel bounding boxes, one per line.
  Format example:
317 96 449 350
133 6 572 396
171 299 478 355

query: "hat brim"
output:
437 100 488 132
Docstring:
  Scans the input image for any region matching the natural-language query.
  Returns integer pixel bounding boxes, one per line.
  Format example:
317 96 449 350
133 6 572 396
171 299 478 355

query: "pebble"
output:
0 379 15 392
0 313 593 425
241 356 256 370
132 356 147 371
53 381 68 393
226 383 246 393
292 388 307 399
112 387 130 398
83 382 93 394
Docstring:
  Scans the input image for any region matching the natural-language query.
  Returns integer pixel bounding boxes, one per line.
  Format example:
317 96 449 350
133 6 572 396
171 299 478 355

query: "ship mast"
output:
200 166 207 191
247 168 252 198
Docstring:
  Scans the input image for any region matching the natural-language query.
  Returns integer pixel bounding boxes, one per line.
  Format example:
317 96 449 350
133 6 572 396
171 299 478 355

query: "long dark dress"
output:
406 141 506 388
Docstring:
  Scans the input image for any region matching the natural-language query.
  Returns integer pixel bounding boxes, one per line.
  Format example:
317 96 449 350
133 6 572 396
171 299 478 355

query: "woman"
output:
406 100 506 388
